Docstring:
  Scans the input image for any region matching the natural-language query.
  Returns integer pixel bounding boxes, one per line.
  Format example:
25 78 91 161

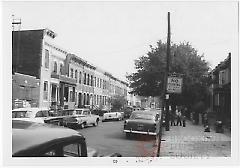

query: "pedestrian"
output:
170 110 176 126
203 112 208 127
182 107 187 127
176 108 182 126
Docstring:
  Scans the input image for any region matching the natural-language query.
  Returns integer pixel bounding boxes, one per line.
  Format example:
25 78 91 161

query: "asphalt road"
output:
76 119 158 157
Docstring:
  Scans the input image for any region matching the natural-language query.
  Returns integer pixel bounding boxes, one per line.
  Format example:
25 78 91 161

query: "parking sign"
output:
167 76 183 93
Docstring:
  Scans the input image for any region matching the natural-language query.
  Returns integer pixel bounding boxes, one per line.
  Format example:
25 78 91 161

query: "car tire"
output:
93 119 99 126
80 123 86 129
126 132 131 138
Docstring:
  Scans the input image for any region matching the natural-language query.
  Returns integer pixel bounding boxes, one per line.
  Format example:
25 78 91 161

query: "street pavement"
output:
159 120 231 157
76 119 157 157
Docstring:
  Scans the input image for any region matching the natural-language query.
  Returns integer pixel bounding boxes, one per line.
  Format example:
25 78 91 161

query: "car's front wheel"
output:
80 122 86 129
93 119 99 126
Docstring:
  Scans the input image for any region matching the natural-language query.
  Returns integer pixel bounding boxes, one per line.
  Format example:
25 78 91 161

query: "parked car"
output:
91 109 108 116
44 109 74 126
123 110 161 138
102 111 124 122
12 120 121 157
62 108 100 129
12 107 50 123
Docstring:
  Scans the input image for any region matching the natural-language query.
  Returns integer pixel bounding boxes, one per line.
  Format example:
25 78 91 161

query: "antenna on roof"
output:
12 15 22 31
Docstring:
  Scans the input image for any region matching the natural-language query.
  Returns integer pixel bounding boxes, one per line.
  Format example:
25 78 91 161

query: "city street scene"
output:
2 1 238 165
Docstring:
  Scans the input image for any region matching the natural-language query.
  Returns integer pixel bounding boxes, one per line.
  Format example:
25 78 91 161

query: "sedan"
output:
102 111 123 122
12 120 121 157
123 110 161 138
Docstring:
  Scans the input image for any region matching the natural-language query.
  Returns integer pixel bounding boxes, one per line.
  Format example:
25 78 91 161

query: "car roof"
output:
12 120 84 155
12 107 49 112
75 108 89 110
131 110 159 115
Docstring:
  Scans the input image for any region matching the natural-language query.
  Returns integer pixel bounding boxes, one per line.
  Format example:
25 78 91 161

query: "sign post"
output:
167 76 183 94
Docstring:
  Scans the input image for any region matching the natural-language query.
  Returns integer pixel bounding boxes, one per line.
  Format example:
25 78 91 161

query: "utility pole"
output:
165 12 171 131
156 12 171 157
12 15 22 73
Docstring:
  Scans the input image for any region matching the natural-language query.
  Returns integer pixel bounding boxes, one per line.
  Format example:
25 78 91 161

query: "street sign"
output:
167 76 183 94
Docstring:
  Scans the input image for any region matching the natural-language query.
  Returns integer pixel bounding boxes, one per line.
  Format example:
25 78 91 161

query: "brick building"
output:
209 53 231 128
12 28 128 110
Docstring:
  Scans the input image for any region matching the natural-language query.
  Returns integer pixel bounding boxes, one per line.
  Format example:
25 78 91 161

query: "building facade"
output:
209 53 231 128
12 29 128 110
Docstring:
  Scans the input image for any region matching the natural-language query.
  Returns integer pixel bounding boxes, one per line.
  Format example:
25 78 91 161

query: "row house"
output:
12 28 128 111
209 53 231 128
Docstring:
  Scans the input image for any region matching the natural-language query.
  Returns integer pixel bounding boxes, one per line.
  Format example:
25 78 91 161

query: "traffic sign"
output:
167 76 183 93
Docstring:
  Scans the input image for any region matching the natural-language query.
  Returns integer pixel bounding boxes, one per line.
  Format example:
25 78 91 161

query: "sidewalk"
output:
159 120 231 157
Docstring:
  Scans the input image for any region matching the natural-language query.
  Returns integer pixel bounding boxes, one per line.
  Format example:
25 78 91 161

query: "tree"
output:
110 95 127 111
127 40 211 111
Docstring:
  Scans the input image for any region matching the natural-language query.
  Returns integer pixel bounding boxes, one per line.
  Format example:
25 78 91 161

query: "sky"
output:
2 1 238 81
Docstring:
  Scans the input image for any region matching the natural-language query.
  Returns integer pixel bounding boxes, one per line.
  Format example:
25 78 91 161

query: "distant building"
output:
209 53 231 128
12 29 128 110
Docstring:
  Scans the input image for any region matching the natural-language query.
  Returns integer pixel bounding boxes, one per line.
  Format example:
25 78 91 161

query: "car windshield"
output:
130 113 155 120
12 111 32 118
76 110 83 115
35 110 49 117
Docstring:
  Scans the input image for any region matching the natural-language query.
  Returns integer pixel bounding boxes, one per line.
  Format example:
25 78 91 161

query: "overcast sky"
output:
3 1 238 81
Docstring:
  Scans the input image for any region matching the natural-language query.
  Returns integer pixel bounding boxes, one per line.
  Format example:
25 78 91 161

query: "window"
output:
53 61 57 73
84 73 86 85
76 110 83 115
70 68 74 78
12 111 29 118
63 143 82 157
87 74 90 85
70 91 73 102
35 110 49 117
60 64 64 75
75 70 78 80
44 81 48 100
83 110 90 115
90 75 93 86
45 49 49 68
94 77 96 87
44 150 56 156
79 72 82 83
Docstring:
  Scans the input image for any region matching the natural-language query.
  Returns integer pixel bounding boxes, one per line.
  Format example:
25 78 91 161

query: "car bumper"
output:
103 117 119 120
123 129 157 135
65 122 79 126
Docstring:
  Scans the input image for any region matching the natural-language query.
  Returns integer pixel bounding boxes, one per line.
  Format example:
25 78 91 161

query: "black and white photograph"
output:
1 0 239 166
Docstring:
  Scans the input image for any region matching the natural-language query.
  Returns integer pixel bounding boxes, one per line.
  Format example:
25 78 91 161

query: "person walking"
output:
170 110 176 126
176 108 182 126
182 107 187 127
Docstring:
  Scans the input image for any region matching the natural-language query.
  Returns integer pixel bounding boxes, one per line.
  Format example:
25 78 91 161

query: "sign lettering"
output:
167 76 183 94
